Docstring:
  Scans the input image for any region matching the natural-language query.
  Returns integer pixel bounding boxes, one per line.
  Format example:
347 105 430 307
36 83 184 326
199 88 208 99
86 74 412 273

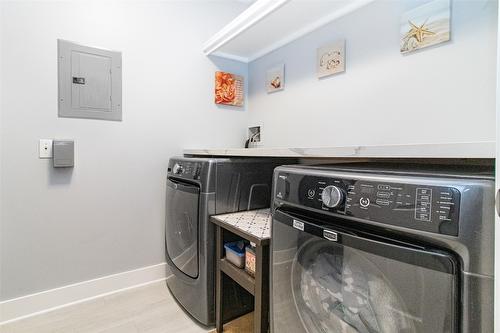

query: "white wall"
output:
248 0 497 148
0 0 249 301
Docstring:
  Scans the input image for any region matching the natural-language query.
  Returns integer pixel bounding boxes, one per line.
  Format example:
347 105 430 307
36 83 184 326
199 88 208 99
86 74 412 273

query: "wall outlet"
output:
39 139 53 158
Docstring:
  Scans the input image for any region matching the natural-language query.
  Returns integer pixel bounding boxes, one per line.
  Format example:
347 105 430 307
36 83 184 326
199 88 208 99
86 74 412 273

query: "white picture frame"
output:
266 64 285 93
317 39 346 78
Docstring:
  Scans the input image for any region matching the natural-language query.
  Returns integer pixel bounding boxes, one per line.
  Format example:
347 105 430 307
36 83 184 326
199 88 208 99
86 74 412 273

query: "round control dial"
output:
172 163 184 174
321 185 344 208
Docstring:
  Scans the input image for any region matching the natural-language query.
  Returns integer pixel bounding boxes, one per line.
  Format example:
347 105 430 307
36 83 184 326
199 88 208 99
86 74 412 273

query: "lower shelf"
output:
210 312 253 333
219 259 255 295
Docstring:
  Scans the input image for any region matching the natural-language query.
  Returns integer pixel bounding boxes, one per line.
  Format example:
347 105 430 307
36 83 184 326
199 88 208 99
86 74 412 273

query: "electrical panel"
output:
58 39 122 121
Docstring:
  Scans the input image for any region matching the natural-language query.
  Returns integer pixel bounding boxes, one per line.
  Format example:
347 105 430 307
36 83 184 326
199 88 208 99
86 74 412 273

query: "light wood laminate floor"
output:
0 281 213 333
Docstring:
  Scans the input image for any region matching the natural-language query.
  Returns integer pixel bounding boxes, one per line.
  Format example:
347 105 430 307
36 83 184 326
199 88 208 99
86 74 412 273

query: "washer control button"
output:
376 199 390 206
377 192 390 198
173 163 184 174
360 197 370 208
321 186 343 208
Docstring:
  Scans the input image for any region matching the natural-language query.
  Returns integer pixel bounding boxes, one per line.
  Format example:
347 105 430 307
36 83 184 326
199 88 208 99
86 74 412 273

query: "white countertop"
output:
184 142 495 159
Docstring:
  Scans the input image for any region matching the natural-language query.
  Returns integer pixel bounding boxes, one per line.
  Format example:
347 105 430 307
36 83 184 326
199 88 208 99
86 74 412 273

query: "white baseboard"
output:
0 262 169 325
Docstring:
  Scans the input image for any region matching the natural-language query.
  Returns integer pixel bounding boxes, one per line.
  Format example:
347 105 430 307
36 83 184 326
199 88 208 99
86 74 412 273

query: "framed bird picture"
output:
400 0 451 54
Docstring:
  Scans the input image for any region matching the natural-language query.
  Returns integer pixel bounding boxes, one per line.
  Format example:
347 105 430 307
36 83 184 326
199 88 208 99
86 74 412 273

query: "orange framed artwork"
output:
214 71 244 107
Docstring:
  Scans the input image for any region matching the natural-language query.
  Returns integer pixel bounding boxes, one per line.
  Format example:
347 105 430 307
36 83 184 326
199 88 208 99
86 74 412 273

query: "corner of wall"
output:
0 0 5 302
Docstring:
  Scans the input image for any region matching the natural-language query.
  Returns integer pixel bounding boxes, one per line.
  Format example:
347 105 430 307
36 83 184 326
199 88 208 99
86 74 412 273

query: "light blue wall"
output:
248 0 497 148
0 1 248 300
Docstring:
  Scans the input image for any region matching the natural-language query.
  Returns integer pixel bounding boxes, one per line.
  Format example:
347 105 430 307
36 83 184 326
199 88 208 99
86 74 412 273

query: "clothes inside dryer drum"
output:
291 240 451 333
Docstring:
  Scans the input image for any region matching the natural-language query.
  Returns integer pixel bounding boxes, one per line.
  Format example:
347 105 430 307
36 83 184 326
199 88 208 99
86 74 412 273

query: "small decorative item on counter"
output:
224 240 247 268
245 243 256 277
214 71 244 107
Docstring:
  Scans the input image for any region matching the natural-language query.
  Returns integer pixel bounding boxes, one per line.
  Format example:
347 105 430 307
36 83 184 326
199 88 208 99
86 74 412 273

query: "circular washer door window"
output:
291 240 417 333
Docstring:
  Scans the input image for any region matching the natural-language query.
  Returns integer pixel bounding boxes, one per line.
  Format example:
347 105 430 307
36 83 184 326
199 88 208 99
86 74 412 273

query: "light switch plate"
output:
39 139 53 158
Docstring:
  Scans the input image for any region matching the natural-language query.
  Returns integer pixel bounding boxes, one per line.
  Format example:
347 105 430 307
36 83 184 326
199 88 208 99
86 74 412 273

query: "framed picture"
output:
400 0 451 54
317 39 345 78
214 71 244 107
266 64 285 93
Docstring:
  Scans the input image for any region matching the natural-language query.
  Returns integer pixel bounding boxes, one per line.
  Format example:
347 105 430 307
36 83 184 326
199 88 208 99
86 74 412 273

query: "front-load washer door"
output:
271 210 459 333
165 178 199 279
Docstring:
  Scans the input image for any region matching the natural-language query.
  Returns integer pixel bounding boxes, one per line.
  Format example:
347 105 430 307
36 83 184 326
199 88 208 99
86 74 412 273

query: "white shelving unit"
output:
203 0 376 63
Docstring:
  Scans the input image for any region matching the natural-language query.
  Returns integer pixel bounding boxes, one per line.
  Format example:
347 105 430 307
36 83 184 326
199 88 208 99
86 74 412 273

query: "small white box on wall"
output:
246 125 263 148
53 140 74 168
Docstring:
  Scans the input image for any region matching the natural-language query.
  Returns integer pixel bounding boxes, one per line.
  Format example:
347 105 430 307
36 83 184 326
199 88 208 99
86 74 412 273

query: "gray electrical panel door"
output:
58 39 122 121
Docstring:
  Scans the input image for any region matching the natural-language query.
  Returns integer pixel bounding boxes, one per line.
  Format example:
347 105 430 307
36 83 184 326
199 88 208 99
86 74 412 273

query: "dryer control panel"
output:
275 172 461 236
168 161 202 180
